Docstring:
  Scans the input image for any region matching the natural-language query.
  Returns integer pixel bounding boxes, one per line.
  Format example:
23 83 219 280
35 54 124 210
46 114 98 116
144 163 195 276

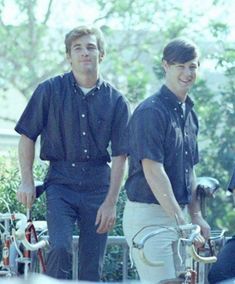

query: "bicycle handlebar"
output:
133 223 217 267
190 245 217 263
0 212 48 251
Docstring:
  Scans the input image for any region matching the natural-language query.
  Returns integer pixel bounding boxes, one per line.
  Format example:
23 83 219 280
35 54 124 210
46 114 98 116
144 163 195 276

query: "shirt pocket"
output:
90 114 112 147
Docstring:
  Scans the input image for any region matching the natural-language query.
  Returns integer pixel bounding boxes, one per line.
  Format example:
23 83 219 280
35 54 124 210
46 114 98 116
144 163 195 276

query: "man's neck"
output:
72 70 99 88
164 83 187 102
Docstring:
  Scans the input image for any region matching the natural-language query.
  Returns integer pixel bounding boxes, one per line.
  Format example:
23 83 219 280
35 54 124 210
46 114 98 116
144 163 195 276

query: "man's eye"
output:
88 46 96 50
190 66 197 70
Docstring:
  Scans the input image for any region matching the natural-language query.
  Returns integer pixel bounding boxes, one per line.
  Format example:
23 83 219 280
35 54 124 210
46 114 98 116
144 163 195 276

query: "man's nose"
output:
81 48 89 56
183 67 193 76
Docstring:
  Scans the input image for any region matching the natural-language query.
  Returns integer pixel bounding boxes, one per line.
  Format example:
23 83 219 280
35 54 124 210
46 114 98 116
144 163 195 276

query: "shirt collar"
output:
159 84 194 110
69 71 104 91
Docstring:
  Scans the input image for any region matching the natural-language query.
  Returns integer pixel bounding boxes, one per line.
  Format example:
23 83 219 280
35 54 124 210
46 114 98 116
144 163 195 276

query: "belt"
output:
50 160 107 167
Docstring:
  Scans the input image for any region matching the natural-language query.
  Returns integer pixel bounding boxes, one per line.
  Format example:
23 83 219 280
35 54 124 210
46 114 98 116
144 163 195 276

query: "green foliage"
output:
0 154 47 219
0 0 67 104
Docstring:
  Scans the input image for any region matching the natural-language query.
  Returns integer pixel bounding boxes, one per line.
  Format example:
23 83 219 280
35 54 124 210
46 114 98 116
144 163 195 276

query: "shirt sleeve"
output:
129 108 166 163
15 82 50 141
111 96 130 156
228 167 235 192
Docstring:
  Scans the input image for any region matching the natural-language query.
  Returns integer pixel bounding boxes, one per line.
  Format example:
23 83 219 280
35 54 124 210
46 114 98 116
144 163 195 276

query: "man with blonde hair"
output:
15 25 130 281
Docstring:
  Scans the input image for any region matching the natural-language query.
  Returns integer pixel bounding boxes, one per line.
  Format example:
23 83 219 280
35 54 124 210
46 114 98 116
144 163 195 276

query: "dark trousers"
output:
45 184 108 281
208 236 235 283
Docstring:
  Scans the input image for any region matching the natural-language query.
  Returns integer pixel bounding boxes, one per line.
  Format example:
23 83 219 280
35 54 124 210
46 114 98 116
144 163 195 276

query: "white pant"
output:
123 200 188 283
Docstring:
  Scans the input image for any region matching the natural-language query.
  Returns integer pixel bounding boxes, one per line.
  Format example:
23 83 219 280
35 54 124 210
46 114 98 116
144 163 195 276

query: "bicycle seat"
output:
196 176 220 197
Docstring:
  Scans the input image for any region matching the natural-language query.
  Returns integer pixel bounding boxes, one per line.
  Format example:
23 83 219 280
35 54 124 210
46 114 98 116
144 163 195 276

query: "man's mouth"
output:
179 79 192 85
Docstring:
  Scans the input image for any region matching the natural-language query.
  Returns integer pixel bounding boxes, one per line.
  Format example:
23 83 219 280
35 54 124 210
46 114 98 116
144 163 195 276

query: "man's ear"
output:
162 59 168 72
99 52 104 63
66 52 71 64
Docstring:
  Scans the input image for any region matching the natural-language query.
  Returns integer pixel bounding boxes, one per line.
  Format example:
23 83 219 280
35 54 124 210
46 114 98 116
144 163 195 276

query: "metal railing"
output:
43 235 130 281
72 235 129 281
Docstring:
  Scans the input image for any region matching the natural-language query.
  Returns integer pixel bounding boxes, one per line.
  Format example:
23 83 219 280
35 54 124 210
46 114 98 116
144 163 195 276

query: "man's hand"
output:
17 183 36 209
191 214 211 240
193 232 206 249
95 200 116 234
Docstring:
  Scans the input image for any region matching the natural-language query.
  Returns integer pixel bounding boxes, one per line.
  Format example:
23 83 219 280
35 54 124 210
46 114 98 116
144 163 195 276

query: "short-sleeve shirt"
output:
15 71 130 186
125 85 199 205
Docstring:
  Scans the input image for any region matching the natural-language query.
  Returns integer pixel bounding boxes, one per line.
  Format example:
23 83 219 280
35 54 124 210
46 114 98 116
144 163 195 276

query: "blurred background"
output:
0 0 234 281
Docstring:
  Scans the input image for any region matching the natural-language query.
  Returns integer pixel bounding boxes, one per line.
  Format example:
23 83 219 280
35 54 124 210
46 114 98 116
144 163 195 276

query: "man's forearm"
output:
142 159 186 224
188 169 202 219
105 155 126 205
18 135 35 185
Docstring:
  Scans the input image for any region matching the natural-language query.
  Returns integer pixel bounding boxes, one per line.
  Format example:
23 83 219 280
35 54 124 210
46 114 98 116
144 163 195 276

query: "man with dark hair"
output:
15 25 130 281
123 38 209 283
208 168 235 283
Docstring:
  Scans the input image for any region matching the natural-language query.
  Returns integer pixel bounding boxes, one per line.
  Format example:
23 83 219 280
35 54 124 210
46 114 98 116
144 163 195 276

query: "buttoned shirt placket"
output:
73 83 91 161
179 102 192 194
173 102 191 194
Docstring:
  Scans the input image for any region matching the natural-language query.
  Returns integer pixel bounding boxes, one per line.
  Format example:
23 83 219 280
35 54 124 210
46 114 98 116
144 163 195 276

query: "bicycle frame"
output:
133 224 217 263
132 224 218 284
0 210 48 279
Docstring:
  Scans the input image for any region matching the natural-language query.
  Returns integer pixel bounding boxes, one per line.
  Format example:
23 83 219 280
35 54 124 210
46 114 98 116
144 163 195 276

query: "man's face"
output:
67 34 103 75
163 58 199 98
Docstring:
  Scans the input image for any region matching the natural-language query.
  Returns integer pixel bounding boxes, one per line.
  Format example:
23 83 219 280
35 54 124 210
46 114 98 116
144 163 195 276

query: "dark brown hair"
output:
162 38 200 65
65 25 105 56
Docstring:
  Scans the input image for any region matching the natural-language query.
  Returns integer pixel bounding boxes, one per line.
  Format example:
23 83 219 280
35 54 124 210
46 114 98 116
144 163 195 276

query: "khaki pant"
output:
123 200 188 284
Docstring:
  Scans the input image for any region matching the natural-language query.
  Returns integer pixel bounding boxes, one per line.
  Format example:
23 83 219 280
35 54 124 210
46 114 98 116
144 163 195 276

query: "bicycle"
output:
131 176 226 284
132 222 225 284
0 197 48 279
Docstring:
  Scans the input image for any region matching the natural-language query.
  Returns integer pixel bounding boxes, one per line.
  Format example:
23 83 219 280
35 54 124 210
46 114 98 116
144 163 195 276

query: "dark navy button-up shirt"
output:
15 71 130 186
125 84 199 205
228 168 235 192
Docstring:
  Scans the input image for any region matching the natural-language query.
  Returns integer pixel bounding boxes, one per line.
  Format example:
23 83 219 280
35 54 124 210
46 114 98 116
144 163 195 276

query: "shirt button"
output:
81 114 85 118
82 132 86 136
72 163 75 167
181 115 184 118
84 149 88 153
86 155 90 159
185 169 189 173
185 151 188 155
174 108 177 111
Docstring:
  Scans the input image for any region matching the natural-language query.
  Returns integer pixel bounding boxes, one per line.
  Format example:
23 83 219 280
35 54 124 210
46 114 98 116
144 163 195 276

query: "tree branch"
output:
43 0 53 24
0 116 17 123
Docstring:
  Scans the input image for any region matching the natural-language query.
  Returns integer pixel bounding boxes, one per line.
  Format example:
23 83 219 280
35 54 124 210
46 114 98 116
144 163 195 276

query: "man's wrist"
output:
191 211 203 222
104 195 118 206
